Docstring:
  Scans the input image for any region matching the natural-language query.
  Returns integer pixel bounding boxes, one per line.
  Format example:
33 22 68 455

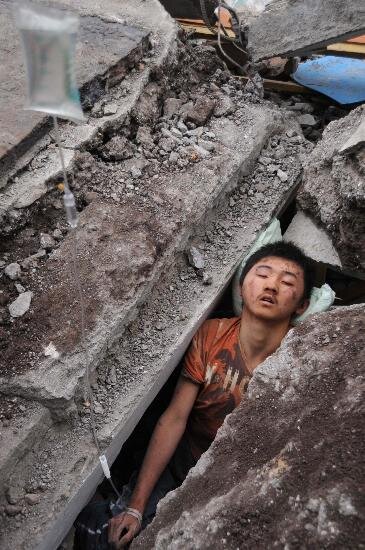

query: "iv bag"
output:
16 4 85 123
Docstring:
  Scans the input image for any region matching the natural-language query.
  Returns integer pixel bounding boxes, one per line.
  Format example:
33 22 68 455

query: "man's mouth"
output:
259 295 276 304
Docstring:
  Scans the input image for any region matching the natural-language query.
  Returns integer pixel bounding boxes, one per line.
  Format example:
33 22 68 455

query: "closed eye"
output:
282 281 294 286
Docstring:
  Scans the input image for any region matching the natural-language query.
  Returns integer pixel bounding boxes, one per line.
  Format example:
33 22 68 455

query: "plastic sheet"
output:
292 283 336 325
16 4 85 122
293 56 365 105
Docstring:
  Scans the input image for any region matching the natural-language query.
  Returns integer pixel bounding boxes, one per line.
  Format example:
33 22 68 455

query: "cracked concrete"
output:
248 0 365 61
0 0 149 165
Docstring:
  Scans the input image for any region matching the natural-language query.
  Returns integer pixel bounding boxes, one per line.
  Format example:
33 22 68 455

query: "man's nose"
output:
264 277 278 293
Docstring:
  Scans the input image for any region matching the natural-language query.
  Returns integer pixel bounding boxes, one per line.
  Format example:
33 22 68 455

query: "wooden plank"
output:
179 22 235 38
327 42 365 55
236 76 311 94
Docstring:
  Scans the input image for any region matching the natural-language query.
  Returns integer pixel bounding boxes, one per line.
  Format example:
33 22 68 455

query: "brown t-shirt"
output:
182 317 251 459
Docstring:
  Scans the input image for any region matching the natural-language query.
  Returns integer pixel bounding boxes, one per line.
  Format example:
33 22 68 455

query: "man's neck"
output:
239 309 290 373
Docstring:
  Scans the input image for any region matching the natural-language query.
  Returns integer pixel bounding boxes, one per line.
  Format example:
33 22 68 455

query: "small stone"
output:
169 151 179 164
5 504 22 517
229 197 235 207
101 136 134 161
163 98 182 118
187 127 204 137
291 102 314 114
177 121 188 134
188 246 205 270
198 140 215 152
15 283 25 294
5 263 21 281
130 167 142 179
24 493 41 506
267 164 279 173
103 103 118 116
203 272 213 285
185 97 216 126
214 95 234 117
8 291 33 318
39 233 56 251
306 498 320 512
193 145 210 158
277 169 288 182
286 129 296 138
170 127 182 139
93 401 104 415
84 191 99 205
298 114 317 127
204 131 216 139
53 229 63 240
6 486 25 505
0 260 6 268
44 342 60 360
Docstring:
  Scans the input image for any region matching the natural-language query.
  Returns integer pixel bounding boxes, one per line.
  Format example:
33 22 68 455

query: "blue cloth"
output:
292 56 365 104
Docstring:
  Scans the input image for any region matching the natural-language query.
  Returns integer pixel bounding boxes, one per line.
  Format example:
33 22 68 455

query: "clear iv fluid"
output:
63 191 78 229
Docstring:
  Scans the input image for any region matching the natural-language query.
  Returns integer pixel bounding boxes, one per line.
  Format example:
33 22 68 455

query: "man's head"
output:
239 241 313 323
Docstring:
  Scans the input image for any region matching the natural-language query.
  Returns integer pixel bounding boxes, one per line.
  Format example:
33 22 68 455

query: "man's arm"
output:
108 376 199 549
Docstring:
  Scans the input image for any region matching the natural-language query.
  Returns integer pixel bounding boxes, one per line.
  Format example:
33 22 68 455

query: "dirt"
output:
133 305 365 550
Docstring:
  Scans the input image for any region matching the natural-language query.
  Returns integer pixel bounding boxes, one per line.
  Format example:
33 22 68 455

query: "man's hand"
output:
108 512 140 549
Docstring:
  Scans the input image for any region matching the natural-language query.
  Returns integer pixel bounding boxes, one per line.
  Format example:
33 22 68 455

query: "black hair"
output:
239 241 314 302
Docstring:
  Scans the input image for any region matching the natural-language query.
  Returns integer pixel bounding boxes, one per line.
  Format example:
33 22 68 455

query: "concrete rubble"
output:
0 0 364 549
134 305 365 550
298 105 365 272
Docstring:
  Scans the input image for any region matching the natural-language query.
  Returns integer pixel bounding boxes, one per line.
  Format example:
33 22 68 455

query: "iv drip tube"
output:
53 116 121 499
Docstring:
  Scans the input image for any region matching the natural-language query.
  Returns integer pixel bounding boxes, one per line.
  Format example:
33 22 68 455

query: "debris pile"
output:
0 0 364 548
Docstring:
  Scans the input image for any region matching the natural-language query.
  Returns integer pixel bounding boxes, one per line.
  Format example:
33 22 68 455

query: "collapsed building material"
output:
247 0 365 62
0 0 150 174
297 105 365 273
283 211 341 268
133 304 365 550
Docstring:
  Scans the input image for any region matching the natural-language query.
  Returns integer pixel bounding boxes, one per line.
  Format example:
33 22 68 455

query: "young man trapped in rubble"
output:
75 242 312 549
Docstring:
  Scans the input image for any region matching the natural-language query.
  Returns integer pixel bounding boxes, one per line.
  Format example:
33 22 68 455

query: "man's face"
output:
241 256 308 322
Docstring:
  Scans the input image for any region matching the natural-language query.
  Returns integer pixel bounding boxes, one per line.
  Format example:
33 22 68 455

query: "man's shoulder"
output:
199 317 240 339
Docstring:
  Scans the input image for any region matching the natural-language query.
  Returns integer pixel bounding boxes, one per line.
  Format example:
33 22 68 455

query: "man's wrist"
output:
128 495 146 514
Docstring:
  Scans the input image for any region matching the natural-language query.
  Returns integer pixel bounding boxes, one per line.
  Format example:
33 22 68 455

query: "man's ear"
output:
295 298 309 316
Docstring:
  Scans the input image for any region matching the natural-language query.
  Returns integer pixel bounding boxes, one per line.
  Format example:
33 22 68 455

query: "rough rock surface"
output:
297 105 365 272
134 305 365 550
248 0 365 61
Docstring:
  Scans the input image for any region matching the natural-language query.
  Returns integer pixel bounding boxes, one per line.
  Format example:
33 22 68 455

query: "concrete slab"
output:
0 0 149 165
248 0 365 61
283 211 342 267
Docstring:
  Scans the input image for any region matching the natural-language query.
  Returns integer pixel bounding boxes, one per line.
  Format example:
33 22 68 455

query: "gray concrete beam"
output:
248 0 365 61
